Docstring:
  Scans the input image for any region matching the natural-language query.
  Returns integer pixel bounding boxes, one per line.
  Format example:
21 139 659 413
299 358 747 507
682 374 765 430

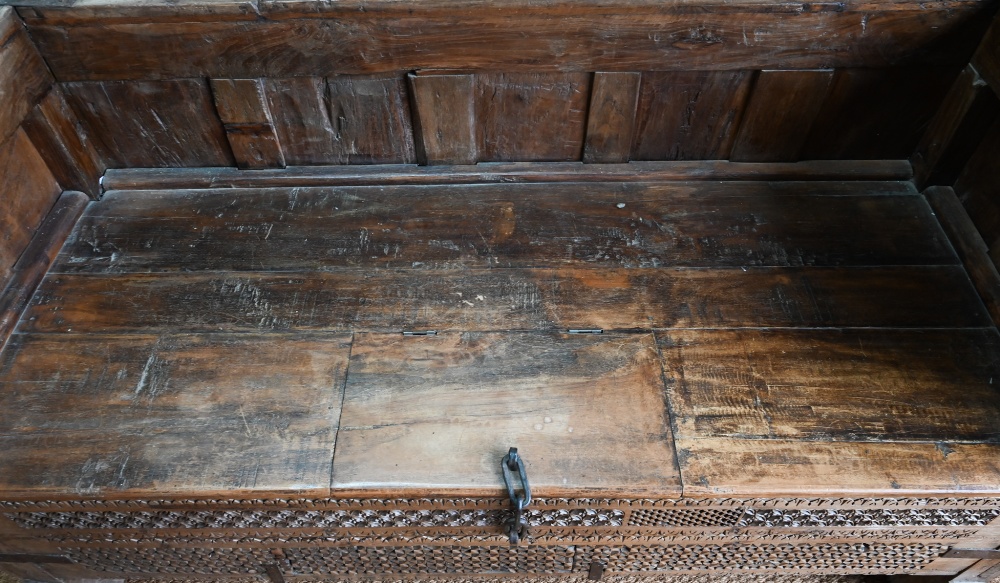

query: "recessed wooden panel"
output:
0 6 53 145
333 332 680 495
20 4 988 81
631 71 753 161
0 129 62 290
475 73 590 162
61 79 235 168
263 77 336 165
408 73 477 165
730 70 834 163
52 182 955 272
325 74 416 164
210 78 286 169
0 332 351 498
803 67 960 161
582 72 640 164
21 266 990 334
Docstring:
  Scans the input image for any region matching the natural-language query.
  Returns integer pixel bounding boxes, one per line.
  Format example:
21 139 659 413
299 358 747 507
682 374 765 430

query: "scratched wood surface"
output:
51 181 955 273
0 6 53 146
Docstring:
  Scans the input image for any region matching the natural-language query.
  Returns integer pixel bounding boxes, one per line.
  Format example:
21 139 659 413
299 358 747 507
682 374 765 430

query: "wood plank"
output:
20 4 988 81
0 191 88 352
0 332 351 498
730 70 834 163
101 160 916 191
659 328 1000 443
955 118 1000 248
475 73 590 162
0 6 53 145
582 72 640 164
20 87 107 198
925 186 1000 328
631 71 753 161
912 65 1000 189
803 67 961 161
972 14 1000 98
263 77 335 165
20 266 988 334
210 78 286 170
333 332 680 496
0 129 63 291
61 80 235 168
52 182 954 273
325 74 417 164
408 73 477 165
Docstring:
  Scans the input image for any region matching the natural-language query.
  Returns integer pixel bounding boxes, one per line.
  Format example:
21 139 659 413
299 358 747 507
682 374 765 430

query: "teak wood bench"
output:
1 0 1000 580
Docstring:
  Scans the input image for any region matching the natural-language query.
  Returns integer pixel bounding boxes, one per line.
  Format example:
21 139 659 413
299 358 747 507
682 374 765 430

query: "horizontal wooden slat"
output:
0 332 351 498
20 266 989 334
100 160 917 191
21 3 987 81
53 182 953 272
0 6 53 144
333 331 680 496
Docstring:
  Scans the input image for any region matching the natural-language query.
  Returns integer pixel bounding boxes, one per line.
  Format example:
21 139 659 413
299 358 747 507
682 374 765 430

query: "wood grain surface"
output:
334 332 680 496
210 78 286 169
0 6 53 145
0 332 351 497
582 72 640 164
408 73 477 165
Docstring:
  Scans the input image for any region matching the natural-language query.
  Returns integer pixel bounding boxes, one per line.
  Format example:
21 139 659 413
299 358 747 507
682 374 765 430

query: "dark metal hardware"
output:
588 561 605 580
943 548 1000 559
263 563 286 583
501 447 531 545
568 329 603 334
402 330 437 336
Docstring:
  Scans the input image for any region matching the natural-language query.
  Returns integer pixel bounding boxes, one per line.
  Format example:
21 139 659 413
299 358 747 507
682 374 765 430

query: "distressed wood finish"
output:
955 119 1000 253
325 74 416 164
0 6 53 145
582 72 640 164
263 77 336 166
0 332 351 498
20 88 106 198
631 71 753 161
62 79 235 168
0 130 63 291
334 332 680 496
408 73 477 165
17 2 989 81
475 73 590 162
53 182 954 273
210 78 286 169
21 265 989 334
730 70 834 163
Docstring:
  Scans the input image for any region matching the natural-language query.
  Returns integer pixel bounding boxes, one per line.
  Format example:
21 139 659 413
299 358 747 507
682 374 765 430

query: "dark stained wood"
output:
803 67 961 161
101 160 916 191
582 72 640 164
21 87 107 198
53 182 954 273
19 3 989 81
61 79 235 168
263 77 335 165
210 78 286 170
0 129 63 291
333 332 680 496
0 6 53 145
631 71 753 161
475 73 590 162
0 191 88 352
660 328 1000 496
408 73 477 165
925 186 1000 328
21 266 987 334
325 74 416 164
0 332 351 498
730 70 834 163
972 14 1000 98
955 118 1000 250
912 65 1000 189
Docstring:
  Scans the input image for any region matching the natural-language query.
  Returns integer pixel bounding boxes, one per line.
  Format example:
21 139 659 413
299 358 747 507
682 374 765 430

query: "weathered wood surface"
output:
21 266 988 334
334 332 680 496
53 182 954 272
325 74 416 164
20 88 107 198
730 70 834 163
210 78 286 169
0 130 63 291
0 332 351 498
912 65 1000 189
631 71 752 161
955 119 1000 256
0 6 53 145
17 2 990 81
582 72 640 164
925 186 1000 328
0 192 88 352
101 160 916 191
62 80 235 168
475 73 589 162
972 13 1000 98
408 73 477 165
